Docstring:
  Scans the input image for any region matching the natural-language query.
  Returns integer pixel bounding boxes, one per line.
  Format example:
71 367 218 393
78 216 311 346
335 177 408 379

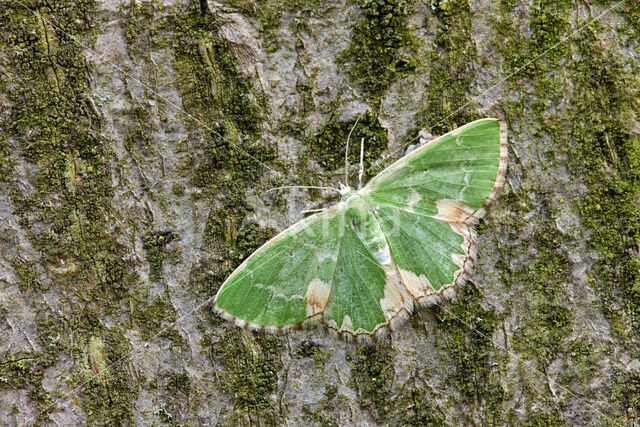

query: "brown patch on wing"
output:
305 278 331 317
433 199 475 224
433 199 475 253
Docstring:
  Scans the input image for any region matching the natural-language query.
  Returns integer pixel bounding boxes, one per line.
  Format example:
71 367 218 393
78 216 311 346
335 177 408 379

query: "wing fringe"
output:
213 302 413 345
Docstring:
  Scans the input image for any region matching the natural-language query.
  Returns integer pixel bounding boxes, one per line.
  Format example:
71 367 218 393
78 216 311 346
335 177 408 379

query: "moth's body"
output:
214 119 508 342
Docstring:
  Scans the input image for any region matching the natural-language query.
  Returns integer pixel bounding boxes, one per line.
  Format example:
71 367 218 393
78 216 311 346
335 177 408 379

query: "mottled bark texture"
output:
1 0 640 425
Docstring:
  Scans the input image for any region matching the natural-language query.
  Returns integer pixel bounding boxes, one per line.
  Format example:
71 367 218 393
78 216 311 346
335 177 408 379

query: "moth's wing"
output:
216 119 506 336
214 208 343 332
214 197 414 340
362 118 507 305
321 196 413 341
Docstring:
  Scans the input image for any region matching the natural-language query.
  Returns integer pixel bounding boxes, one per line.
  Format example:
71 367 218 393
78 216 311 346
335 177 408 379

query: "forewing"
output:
214 208 343 330
365 119 505 215
215 195 413 338
363 119 507 304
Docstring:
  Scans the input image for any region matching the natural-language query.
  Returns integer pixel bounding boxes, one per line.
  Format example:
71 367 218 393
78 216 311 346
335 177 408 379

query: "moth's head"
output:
338 183 355 200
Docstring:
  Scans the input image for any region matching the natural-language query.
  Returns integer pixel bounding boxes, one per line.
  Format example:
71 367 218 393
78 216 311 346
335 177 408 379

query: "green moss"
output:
172 183 185 196
596 1 640 42
0 352 48 405
228 0 323 53
301 384 342 426
555 337 602 398
497 0 570 79
132 292 178 340
488 4 585 420
143 230 180 283
163 3 280 277
123 106 156 157
212 330 284 424
294 340 329 365
0 352 51 410
201 206 275 276
0 1 140 421
161 327 190 353
88 336 108 377
164 4 264 138
436 284 507 424
512 229 573 368
307 111 388 181
528 2 571 63
350 344 394 423
11 259 46 292
389 383 445 426
0 136 13 182
120 0 159 57
566 27 640 343
492 1 640 421
159 3 289 421
415 0 479 135
610 369 640 421
522 407 564 426
339 0 420 106
227 0 284 52
167 371 192 395
70 328 138 425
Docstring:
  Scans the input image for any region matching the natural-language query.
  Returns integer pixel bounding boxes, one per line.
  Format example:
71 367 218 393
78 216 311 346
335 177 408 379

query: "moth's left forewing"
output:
363 119 507 306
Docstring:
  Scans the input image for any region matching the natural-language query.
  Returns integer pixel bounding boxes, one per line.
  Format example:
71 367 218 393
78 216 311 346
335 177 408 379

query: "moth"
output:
214 119 507 342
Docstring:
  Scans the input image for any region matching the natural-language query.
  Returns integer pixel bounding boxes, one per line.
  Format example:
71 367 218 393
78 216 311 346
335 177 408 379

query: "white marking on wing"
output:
451 253 466 268
397 269 436 299
316 251 334 263
407 188 422 209
254 283 305 301
433 199 475 224
369 235 385 244
460 163 470 199
432 199 475 275
373 243 392 266
341 315 353 332
379 268 406 320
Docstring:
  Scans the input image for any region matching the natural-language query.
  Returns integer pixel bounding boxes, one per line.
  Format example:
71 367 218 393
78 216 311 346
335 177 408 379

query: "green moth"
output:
214 119 507 342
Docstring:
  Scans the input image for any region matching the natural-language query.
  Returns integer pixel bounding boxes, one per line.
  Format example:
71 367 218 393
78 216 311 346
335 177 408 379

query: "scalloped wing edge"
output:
213 295 414 344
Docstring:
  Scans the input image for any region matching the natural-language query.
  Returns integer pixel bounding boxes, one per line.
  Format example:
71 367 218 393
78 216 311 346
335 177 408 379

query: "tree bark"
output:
1 0 639 425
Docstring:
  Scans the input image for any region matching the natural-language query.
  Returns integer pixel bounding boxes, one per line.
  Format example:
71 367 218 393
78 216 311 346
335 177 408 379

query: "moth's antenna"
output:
344 112 365 188
266 185 341 193
358 137 365 189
